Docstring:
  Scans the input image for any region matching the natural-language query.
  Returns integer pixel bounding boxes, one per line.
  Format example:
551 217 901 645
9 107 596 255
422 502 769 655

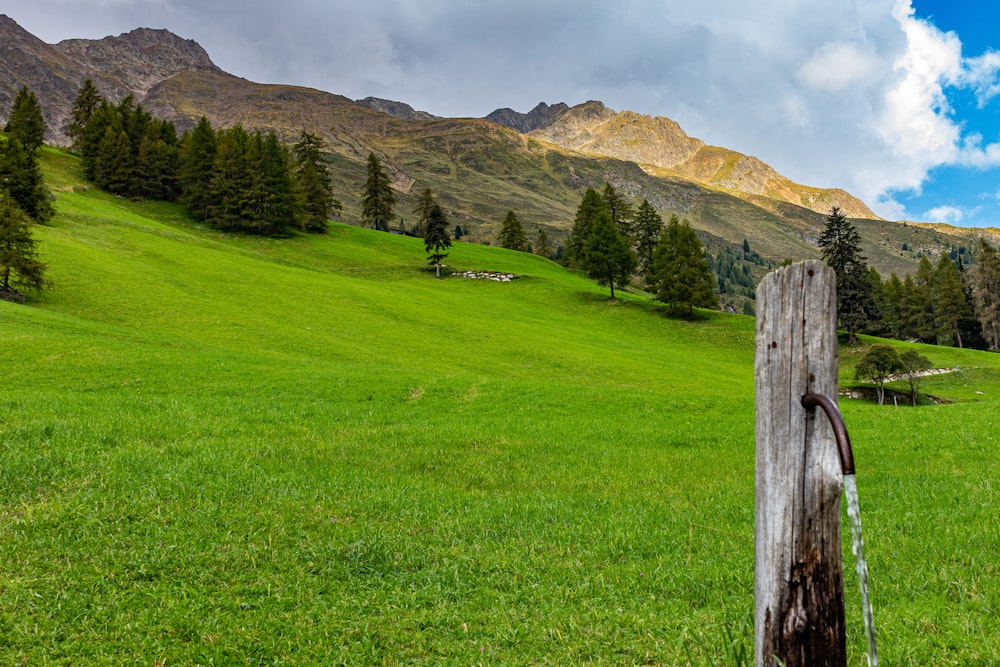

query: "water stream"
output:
844 473 878 667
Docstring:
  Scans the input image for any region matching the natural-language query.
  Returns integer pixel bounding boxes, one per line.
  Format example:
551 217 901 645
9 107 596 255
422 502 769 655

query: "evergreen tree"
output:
582 210 636 299
134 120 180 201
633 199 663 285
897 274 922 340
883 273 904 339
423 202 451 278
292 131 339 232
361 152 395 231
96 126 134 195
0 137 54 222
565 187 607 266
179 117 217 220
4 86 46 153
651 216 718 316
910 255 937 341
601 183 634 239
934 253 972 347
535 228 553 259
0 194 47 296
866 266 890 337
246 130 295 235
206 125 252 231
971 238 1000 350
412 187 439 238
66 79 103 150
79 101 117 182
818 206 877 343
498 210 528 251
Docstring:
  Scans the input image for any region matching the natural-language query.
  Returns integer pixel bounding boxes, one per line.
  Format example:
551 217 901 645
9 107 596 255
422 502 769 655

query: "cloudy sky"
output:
7 0 1000 227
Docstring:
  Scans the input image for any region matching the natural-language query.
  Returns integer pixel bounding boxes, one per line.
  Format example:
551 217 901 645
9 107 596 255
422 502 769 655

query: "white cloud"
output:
799 42 879 92
962 50 1000 106
923 205 964 224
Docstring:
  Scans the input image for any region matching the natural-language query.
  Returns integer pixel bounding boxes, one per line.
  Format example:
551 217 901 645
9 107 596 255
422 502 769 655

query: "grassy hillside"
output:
137 71 974 278
2 149 999 664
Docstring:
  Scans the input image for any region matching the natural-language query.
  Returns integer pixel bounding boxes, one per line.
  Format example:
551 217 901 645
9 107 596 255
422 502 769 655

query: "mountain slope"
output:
494 100 878 220
0 16 969 278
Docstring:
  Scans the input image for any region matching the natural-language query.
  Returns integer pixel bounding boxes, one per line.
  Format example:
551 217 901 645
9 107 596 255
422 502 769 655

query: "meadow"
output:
1 148 998 664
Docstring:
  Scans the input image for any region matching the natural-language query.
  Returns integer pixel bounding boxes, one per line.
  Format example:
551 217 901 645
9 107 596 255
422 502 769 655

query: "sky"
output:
5 0 1000 228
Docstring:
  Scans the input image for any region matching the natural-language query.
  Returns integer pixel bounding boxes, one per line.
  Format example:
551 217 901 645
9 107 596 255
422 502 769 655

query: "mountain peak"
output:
355 97 437 120
55 27 221 97
485 101 570 132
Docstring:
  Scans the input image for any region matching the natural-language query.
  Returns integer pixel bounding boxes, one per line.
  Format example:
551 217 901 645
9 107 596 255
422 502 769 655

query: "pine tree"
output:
910 255 937 341
882 273 904 339
423 202 451 278
96 126 134 195
818 206 877 343
291 131 339 232
651 216 718 316
361 153 395 231
134 120 180 201
0 137 54 222
4 86 46 153
0 194 47 297
241 131 294 235
565 187 607 266
535 228 553 259
179 117 217 220
633 199 663 285
66 79 103 150
412 188 439 238
971 238 1000 350
582 210 636 299
934 253 972 347
206 125 252 231
79 101 117 182
601 183 634 239
498 210 528 251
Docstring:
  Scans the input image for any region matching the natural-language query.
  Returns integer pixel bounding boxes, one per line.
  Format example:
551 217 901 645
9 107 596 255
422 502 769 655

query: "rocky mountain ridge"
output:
487 100 877 220
355 97 436 121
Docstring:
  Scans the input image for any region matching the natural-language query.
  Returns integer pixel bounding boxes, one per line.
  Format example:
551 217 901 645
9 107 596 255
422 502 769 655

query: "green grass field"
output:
1 148 999 665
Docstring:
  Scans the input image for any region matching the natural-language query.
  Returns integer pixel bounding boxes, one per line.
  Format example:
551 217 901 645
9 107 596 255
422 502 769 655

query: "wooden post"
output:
754 260 846 667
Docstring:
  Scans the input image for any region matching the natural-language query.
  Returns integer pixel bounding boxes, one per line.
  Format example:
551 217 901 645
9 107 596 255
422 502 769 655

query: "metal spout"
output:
801 392 855 475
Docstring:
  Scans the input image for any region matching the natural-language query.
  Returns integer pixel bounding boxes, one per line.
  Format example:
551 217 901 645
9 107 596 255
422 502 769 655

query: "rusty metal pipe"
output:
801 392 856 475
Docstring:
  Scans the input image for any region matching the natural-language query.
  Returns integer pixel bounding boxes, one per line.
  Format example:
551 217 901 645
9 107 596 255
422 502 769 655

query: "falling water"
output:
844 473 878 667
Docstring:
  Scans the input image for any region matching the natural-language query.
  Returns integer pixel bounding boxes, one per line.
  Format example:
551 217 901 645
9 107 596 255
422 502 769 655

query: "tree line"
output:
0 86 51 298
68 79 341 236
531 184 719 314
821 206 1000 351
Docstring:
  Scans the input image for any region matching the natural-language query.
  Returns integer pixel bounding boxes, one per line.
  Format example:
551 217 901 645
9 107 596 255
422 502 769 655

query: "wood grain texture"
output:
754 260 846 667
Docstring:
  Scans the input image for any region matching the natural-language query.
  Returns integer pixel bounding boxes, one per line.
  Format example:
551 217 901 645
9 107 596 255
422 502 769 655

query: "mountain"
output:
356 97 436 121
485 102 570 133
0 16 972 282
0 16 223 144
488 100 877 220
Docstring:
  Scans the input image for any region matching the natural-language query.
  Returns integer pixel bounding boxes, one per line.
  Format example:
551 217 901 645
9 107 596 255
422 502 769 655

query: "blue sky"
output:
896 1 1000 227
6 0 1000 228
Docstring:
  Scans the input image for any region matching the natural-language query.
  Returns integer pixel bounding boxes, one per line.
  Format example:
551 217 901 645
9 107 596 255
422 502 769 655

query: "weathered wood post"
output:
754 260 846 667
